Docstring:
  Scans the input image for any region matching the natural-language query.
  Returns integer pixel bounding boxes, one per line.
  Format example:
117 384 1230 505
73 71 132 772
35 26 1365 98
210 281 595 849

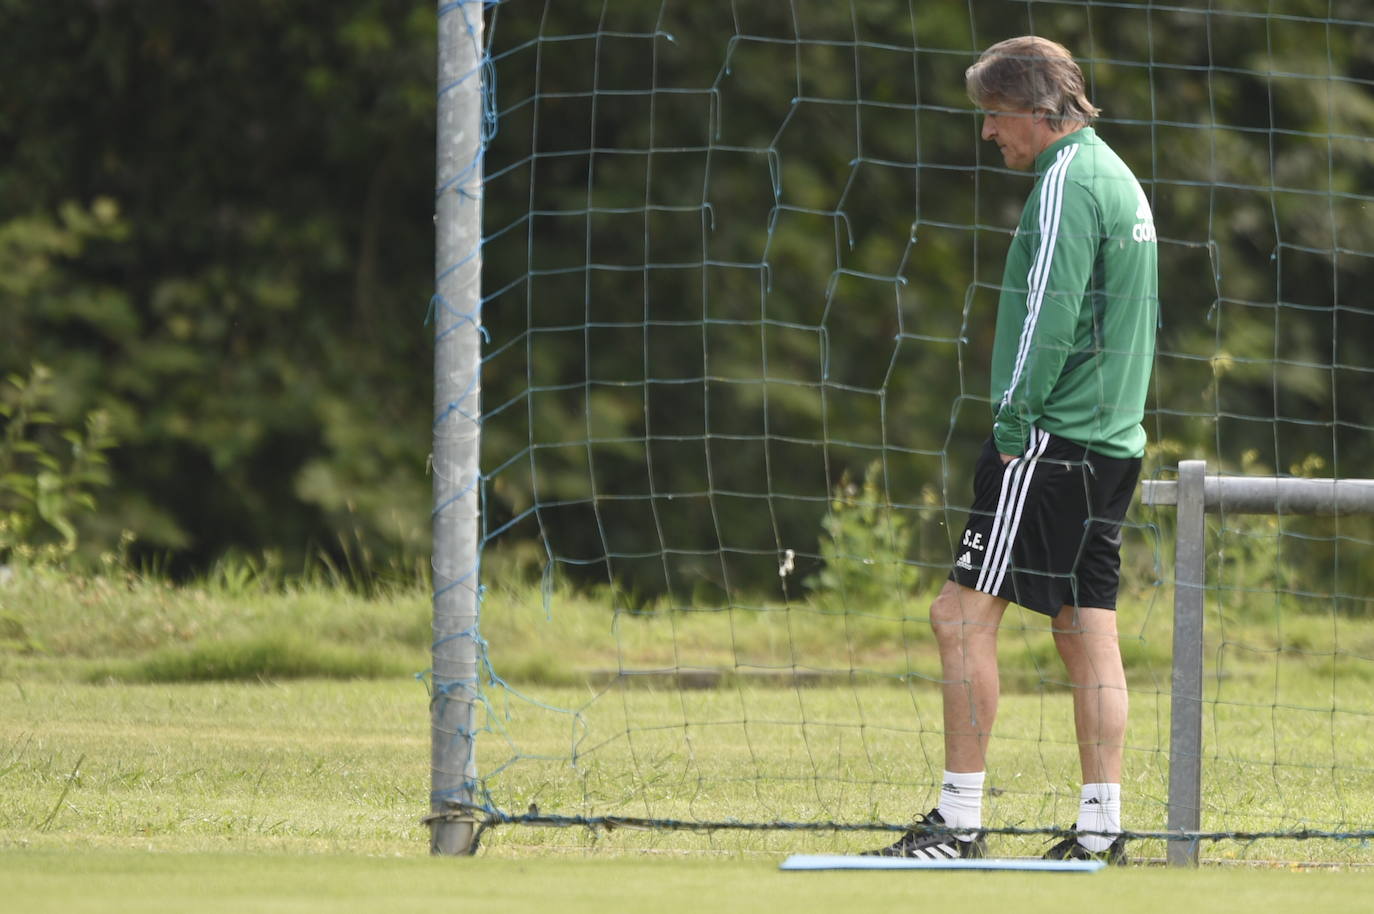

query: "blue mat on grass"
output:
780 855 1106 873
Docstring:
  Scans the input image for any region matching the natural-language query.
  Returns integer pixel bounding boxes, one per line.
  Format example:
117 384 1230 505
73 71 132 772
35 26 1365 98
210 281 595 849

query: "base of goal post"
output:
780 855 1106 873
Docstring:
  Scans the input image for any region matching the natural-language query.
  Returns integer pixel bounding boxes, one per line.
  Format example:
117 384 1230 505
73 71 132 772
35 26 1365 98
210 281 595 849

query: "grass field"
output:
4 563 1374 911
9 850 1374 914
7 678 1374 913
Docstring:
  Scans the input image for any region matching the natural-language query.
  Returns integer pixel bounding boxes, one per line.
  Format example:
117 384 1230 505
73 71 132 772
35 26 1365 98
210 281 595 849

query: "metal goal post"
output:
429 0 485 857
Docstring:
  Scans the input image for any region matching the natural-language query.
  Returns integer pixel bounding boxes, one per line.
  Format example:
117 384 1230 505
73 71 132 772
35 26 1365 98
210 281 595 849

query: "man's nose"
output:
981 117 995 140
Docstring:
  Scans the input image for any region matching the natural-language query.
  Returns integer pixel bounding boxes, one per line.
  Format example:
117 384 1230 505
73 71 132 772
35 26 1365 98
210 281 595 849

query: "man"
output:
866 36 1158 863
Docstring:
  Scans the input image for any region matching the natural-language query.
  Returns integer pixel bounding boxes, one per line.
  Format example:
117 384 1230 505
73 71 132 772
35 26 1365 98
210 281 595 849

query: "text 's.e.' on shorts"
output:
949 427 1142 616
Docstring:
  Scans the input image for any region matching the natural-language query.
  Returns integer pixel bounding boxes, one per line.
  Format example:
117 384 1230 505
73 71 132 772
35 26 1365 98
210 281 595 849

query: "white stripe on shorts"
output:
975 427 1052 596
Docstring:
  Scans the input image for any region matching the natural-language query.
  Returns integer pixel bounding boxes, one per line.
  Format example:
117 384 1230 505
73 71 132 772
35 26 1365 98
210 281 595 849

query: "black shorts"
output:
948 428 1141 617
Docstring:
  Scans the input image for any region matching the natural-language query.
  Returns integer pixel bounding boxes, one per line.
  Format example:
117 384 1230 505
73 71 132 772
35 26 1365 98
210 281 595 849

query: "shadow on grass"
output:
86 633 414 683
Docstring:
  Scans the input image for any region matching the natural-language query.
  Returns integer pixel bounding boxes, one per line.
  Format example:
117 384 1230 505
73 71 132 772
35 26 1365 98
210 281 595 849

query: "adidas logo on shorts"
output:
956 551 974 570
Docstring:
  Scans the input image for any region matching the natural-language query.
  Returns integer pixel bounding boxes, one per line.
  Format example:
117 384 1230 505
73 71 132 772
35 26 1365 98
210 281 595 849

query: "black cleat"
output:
862 809 986 859
1043 829 1129 865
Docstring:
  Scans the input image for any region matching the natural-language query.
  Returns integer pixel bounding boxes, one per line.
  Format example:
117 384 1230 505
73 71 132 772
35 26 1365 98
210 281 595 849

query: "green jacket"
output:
990 127 1158 459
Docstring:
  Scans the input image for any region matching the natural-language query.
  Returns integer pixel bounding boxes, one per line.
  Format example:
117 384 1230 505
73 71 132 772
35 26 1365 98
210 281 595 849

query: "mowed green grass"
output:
6 564 1374 910
7 849 1374 914
1 680 424 856
9 678 1374 862
4 677 1374 913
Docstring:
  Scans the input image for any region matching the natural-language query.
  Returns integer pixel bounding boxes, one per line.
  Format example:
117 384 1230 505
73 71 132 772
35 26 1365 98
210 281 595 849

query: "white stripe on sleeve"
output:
1000 144 1080 412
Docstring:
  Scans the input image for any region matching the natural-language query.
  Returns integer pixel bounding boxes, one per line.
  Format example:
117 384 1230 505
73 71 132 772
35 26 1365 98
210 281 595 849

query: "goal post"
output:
429 0 486 856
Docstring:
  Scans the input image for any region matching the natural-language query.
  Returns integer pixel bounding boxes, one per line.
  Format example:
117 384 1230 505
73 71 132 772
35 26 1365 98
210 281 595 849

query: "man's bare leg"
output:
1052 604 1127 782
930 580 1009 772
1052 603 1128 853
863 580 1007 856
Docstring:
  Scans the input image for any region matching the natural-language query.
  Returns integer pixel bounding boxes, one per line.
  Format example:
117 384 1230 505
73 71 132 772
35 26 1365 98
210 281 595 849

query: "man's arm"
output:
992 177 1101 457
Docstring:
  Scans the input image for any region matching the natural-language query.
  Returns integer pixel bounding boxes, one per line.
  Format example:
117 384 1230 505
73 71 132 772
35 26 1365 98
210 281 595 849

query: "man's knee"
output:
929 584 1001 650
1051 623 1082 656
1052 607 1127 688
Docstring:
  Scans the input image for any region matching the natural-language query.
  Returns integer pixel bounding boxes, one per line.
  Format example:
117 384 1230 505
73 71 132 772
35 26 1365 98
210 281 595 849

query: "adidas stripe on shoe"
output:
862 809 986 859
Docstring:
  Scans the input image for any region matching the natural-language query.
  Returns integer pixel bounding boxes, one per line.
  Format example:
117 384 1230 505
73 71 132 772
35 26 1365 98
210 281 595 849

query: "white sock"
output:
1075 782 1121 852
937 770 985 840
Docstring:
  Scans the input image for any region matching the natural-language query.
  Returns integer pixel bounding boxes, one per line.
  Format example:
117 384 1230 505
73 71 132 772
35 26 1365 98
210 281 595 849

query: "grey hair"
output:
965 36 1101 125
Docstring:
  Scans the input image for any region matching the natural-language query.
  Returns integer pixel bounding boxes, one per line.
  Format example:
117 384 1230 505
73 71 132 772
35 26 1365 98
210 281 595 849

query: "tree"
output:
0 1 439 572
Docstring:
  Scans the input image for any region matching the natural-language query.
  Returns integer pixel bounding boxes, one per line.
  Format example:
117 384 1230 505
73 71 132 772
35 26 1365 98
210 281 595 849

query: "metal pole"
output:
1141 468 1374 862
1165 460 1206 866
1142 475 1374 515
430 0 484 856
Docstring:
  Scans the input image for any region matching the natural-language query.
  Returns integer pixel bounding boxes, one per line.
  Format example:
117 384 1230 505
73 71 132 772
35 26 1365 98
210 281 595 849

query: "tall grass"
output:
5 536 1374 695
0 560 430 683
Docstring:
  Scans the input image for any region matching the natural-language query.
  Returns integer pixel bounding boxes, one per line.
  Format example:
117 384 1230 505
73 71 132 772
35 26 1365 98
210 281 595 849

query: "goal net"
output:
435 0 1374 861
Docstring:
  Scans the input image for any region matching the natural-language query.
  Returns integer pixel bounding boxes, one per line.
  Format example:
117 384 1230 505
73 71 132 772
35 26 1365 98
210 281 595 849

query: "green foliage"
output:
0 364 115 561
0 3 437 572
1140 445 1374 619
1 1 1372 602
805 461 923 613
477 1 1374 601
